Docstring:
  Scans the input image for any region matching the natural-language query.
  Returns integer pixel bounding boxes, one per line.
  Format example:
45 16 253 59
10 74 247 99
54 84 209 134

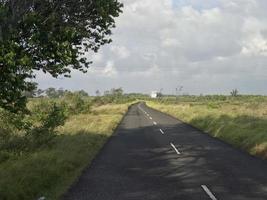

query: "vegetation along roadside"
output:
147 95 267 160
0 89 134 200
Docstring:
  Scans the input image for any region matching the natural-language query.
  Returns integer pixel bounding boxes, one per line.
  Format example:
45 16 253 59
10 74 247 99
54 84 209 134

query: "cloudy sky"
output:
37 0 267 95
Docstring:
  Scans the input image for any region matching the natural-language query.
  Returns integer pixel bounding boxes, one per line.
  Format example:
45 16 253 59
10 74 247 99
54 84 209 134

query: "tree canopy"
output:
0 0 123 112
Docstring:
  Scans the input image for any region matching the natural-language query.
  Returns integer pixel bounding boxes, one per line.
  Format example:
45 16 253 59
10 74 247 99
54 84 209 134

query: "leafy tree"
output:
22 82 38 98
57 88 65 98
45 87 58 98
0 0 123 112
110 87 123 97
76 90 88 97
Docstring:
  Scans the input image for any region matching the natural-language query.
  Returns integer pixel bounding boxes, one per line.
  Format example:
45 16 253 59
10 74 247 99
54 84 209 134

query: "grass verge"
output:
0 103 130 200
147 100 267 159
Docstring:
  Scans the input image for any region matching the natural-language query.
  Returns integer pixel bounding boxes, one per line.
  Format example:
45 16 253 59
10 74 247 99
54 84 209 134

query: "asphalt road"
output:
63 102 267 200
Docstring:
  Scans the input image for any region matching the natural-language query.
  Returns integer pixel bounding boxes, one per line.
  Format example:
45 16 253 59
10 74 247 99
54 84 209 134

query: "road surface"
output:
63 102 267 200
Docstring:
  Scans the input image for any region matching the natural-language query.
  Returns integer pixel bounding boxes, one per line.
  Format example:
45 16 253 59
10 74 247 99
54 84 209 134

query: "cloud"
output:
110 45 130 59
36 0 267 95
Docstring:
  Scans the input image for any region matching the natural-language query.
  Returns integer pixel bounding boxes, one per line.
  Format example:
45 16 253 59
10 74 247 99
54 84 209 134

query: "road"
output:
63 102 267 200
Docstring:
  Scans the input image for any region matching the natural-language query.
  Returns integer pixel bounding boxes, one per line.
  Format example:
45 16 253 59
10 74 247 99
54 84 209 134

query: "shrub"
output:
26 101 68 150
0 99 68 154
61 92 91 115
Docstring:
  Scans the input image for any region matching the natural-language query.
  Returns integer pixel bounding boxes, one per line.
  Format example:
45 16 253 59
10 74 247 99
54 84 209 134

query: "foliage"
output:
43 87 89 99
22 82 38 98
0 89 96 154
0 103 130 200
231 89 239 97
0 99 68 153
61 92 91 115
45 88 61 98
0 0 123 112
92 88 140 105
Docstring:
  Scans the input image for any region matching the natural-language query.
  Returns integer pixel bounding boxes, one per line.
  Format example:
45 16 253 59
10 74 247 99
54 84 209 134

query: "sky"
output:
36 0 267 95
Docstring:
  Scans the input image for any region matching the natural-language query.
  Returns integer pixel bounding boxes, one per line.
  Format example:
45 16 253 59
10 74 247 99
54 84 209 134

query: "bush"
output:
0 99 68 154
26 103 67 150
61 92 91 115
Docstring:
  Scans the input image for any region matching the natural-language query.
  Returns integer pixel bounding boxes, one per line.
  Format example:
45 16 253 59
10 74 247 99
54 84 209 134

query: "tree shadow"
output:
62 120 267 200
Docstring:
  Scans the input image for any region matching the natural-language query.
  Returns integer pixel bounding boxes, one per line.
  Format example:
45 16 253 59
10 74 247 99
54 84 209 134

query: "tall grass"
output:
0 103 130 200
147 96 267 159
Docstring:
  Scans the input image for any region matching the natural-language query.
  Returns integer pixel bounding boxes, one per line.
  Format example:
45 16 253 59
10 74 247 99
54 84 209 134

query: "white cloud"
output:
102 61 118 77
36 0 267 95
110 45 130 59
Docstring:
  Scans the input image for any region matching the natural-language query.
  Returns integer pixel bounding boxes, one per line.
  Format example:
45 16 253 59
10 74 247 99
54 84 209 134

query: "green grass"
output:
147 97 267 159
0 103 130 200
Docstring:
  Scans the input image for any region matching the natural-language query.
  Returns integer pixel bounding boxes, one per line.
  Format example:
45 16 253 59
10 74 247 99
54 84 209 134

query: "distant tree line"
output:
23 83 89 99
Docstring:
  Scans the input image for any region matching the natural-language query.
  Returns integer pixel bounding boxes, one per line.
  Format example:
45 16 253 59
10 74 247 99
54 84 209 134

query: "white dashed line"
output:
149 117 153 120
170 143 181 155
159 129 164 134
201 185 218 200
153 121 157 125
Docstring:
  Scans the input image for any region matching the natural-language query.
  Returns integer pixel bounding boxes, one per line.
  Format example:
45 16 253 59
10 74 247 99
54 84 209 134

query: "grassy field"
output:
0 102 130 200
147 96 267 160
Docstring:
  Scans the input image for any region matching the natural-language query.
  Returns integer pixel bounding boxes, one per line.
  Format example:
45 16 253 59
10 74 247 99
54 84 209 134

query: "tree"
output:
0 0 123 112
111 88 123 97
76 90 88 97
57 88 65 98
22 82 38 98
95 90 101 96
45 88 58 98
231 89 239 97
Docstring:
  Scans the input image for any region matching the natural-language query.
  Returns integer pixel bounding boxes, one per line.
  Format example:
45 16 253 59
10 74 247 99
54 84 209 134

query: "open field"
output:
0 100 131 200
147 96 267 160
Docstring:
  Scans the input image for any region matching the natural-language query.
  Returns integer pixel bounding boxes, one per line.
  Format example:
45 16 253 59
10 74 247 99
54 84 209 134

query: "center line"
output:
159 129 164 134
201 185 218 200
170 143 181 155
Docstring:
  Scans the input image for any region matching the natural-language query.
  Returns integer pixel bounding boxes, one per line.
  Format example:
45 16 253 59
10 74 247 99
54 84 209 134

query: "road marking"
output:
159 129 164 134
170 143 181 155
153 121 157 125
201 185 218 200
149 117 153 120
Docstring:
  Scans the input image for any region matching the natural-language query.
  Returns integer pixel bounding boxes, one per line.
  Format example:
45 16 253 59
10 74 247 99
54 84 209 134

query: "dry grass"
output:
148 100 267 159
0 103 130 200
